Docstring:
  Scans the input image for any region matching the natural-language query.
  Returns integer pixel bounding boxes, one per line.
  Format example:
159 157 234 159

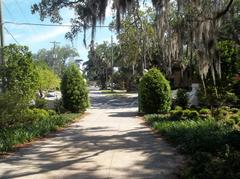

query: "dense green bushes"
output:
61 64 89 113
1 45 38 101
0 112 79 152
139 68 172 114
0 46 87 153
144 108 240 179
175 89 189 108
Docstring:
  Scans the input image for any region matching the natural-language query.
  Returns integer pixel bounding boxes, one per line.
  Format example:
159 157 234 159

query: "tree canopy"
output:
34 45 79 76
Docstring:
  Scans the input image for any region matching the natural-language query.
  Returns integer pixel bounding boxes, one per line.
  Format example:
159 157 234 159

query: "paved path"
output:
0 89 183 179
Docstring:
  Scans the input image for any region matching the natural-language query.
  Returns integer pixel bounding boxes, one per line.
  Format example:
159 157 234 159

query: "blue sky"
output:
3 0 116 62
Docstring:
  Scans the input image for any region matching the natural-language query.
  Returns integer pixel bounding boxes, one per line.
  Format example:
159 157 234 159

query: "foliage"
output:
85 41 119 90
34 45 79 76
175 89 189 108
0 44 38 102
34 98 48 109
170 108 200 120
35 61 60 96
216 40 240 88
144 114 240 179
0 92 29 128
0 113 80 152
61 64 89 113
22 108 50 122
199 40 240 107
139 68 172 114
54 99 67 114
199 108 212 118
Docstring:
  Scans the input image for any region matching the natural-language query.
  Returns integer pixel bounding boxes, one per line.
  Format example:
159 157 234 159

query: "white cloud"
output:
27 26 70 43
4 33 23 43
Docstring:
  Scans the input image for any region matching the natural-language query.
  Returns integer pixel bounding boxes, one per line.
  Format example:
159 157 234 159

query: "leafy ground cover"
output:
0 112 80 153
144 109 240 179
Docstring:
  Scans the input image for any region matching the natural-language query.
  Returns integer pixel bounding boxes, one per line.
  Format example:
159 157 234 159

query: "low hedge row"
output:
144 109 240 179
0 111 80 152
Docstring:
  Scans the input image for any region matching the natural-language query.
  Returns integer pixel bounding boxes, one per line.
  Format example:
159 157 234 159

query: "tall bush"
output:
0 45 39 127
61 64 89 113
1 44 38 101
139 68 172 114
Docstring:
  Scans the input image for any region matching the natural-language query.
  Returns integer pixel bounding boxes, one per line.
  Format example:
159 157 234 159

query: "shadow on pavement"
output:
0 124 182 179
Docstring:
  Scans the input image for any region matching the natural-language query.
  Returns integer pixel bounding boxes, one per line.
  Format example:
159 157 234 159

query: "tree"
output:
0 44 38 102
32 0 238 95
34 61 60 97
61 64 89 113
85 41 119 89
34 45 79 76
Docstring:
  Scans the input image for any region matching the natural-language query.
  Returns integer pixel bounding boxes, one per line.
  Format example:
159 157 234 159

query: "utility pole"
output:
111 35 114 93
0 0 4 92
50 41 60 71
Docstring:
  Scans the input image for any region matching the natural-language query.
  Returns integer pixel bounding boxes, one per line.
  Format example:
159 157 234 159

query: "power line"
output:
4 26 20 45
14 0 37 34
3 21 111 28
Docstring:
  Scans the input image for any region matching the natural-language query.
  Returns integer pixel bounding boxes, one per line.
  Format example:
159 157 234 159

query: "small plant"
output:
214 108 230 121
175 106 183 110
139 68 172 114
186 110 200 120
199 108 212 118
170 109 184 120
21 108 50 122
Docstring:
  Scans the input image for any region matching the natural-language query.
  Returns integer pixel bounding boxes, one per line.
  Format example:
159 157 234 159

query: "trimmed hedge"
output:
139 68 172 114
61 64 89 113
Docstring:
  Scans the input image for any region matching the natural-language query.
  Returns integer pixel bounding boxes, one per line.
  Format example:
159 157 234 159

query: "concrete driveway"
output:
0 89 183 179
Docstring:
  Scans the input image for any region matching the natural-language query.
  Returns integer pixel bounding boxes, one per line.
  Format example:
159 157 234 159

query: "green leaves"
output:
139 68 172 114
61 64 89 113
35 61 60 92
1 44 38 102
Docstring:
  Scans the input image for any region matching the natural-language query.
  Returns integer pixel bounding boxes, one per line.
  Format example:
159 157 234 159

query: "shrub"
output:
1 44 38 102
185 110 200 120
229 114 240 125
54 99 66 114
0 92 28 128
47 109 57 116
230 108 239 114
34 98 48 109
224 92 239 106
139 68 172 114
199 108 211 115
175 106 183 110
145 114 168 123
175 89 189 108
61 64 89 113
170 109 183 120
21 108 49 122
214 108 230 121
199 108 212 118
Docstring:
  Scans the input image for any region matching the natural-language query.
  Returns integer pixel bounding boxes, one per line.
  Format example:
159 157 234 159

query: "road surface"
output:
0 88 183 179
